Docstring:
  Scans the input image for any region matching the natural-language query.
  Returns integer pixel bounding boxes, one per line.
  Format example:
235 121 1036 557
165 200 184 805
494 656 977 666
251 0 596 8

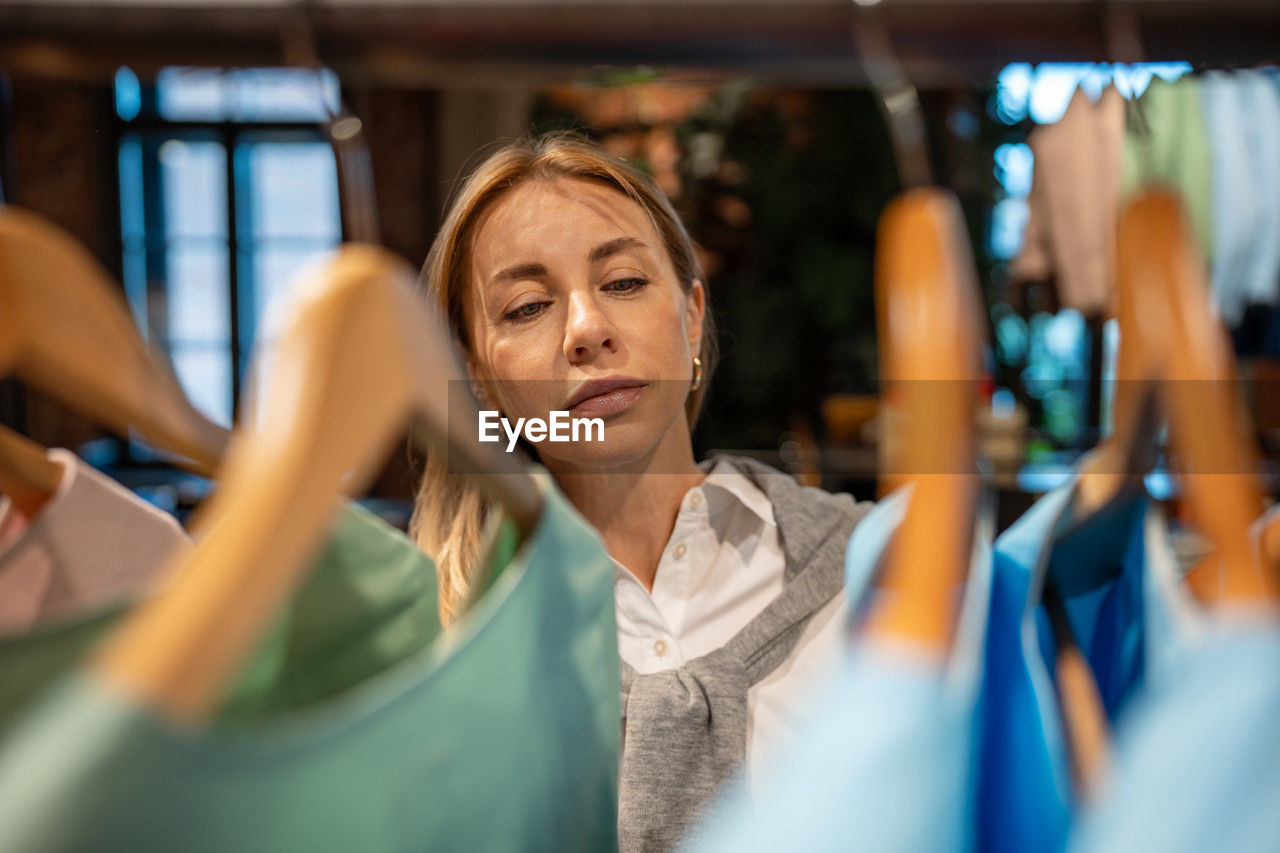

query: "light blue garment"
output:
1240 70 1280 309
685 487 993 853
1202 71 1266 324
1070 617 1280 853
976 468 1200 853
684 644 967 853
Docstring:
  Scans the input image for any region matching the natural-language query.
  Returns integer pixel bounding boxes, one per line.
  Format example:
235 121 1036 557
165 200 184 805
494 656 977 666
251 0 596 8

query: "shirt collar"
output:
606 458 775 583
698 457 775 527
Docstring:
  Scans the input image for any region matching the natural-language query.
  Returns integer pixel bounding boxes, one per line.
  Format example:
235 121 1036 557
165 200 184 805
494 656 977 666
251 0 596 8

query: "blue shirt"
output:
1071 616 1280 853
976 470 1199 853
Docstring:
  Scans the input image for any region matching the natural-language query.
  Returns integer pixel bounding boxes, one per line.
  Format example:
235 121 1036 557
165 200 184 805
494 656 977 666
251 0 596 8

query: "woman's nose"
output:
563 291 617 363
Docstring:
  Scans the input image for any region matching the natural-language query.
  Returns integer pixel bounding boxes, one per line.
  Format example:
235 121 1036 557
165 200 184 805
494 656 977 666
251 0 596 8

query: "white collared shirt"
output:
612 459 848 790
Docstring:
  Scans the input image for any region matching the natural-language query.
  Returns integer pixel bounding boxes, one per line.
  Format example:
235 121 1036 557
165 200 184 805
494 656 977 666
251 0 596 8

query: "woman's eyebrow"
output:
589 236 648 263
488 237 648 286
489 261 547 286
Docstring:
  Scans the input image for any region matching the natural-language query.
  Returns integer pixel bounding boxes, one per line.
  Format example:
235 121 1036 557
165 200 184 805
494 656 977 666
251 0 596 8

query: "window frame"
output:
112 77 344 425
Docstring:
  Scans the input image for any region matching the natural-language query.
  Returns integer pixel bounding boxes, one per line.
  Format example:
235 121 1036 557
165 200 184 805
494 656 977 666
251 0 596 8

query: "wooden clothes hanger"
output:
0 206 229 485
1025 138 1275 802
1019 43 1177 795
870 182 1107 801
865 188 983 655
854 4 980 656
0 425 63 517
1118 190 1274 605
92 245 542 725
1041 159 1160 612
856 9 1110 793
1030 140 1160 796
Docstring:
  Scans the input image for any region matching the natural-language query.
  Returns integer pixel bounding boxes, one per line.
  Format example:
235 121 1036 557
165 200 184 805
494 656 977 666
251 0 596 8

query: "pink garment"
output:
0 448 190 632
1012 86 1126 317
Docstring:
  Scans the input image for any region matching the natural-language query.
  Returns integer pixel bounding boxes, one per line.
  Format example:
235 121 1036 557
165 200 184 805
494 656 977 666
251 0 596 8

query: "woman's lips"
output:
568 385 646 419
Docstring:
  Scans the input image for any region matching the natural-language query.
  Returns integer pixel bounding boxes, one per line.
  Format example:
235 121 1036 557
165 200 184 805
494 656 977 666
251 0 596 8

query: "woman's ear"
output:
465 357 498 412
685 279 707 357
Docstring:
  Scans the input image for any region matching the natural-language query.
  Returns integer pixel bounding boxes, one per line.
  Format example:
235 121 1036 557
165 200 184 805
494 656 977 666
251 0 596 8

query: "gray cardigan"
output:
617 454 874 853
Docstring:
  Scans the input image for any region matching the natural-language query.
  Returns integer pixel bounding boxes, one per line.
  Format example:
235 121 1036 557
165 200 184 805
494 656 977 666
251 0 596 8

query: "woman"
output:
411 131 872 852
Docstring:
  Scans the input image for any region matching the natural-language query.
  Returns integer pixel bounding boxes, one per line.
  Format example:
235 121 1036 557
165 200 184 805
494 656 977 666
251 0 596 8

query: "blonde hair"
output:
411 131 718 625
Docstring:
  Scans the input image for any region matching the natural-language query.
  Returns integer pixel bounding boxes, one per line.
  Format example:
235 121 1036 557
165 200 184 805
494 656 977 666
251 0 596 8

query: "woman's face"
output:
464 176 704 469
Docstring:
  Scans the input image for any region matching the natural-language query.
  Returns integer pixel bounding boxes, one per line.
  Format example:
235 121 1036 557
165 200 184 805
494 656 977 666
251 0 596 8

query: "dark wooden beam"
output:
0 1 1276 86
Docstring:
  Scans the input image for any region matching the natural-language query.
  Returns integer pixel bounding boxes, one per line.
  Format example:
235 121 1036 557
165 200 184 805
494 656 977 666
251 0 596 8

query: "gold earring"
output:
690 356 704 392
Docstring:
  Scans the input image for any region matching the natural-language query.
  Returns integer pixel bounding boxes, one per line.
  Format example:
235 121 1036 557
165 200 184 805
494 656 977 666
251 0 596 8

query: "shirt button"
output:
673 543 687 559
690 492 702 509
653 639 667 657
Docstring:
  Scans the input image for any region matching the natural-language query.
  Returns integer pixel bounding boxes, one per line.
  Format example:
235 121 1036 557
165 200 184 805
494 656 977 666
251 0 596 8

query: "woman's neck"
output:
547 421 704 592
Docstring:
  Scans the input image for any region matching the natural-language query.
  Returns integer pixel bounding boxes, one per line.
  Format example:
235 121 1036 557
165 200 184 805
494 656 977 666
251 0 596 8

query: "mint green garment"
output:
0 486 620 852
0 504 445 732
1122 76 1215 264
0 601 119 735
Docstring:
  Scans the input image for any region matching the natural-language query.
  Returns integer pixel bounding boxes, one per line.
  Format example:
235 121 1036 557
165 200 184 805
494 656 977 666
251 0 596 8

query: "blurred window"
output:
114 67 342 425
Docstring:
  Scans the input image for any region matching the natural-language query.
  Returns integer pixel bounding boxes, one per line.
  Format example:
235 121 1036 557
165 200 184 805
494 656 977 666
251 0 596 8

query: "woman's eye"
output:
504 301 549 322
603 277 648 294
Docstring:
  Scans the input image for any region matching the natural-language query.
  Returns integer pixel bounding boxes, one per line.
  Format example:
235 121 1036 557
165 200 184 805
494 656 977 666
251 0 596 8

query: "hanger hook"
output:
1103 0 1152 138
851 0 931 189
282 0 381 246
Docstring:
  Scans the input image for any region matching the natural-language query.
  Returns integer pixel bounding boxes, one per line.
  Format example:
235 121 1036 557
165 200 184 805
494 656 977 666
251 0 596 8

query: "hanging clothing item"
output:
0 448 190 632
1012 86 1125 317
0 482 620 853
1069 614 1279 853
215 504 469 720
1239 70 1280 310
1095 85 1127 310
684 486 993 853
688 642 972 853
975 465 1200 853
0 503 435 733
617 455 873 853
1201 71 1266 325
1122 76 1215 270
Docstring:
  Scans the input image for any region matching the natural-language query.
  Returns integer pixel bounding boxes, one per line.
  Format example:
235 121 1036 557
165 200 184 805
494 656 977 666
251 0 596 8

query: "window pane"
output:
167 245 229 342
118 134 146 241
248 245 338 347
156 67 227 121
1028 65 1087 124
994 143 1033 199
240 141 340 240
159 139 227 239
989 198 1028 261
228 68 340 122
995 63 1032 124
171 344 232 427
240 244 337 429
114 66 142 121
